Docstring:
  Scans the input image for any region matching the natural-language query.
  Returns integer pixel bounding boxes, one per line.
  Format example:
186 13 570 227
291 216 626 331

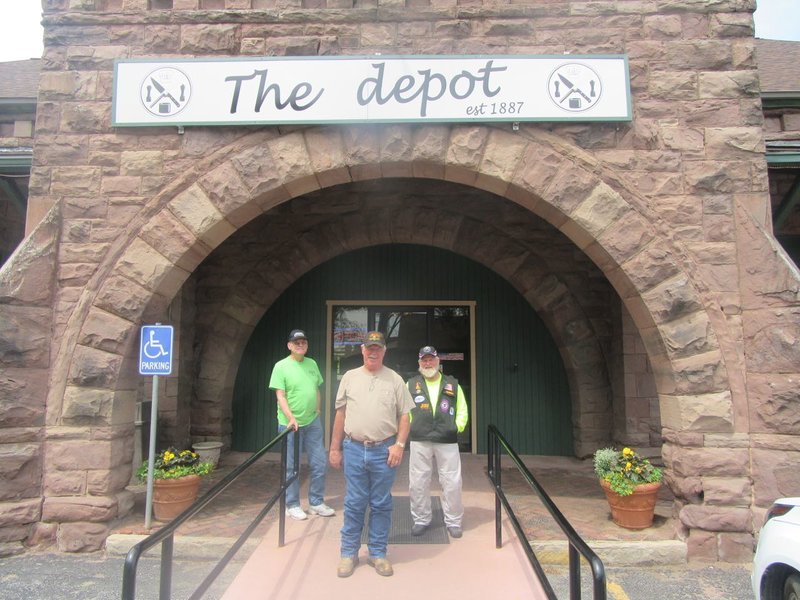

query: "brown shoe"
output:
337 556 358 578
367 556 394 577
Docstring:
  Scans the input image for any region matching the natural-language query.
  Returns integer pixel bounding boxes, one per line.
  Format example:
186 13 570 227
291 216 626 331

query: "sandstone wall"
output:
0 0 797 562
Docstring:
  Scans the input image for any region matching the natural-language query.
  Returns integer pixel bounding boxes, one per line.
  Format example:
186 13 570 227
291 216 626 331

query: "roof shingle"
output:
756 38 800 94
0 59 41 100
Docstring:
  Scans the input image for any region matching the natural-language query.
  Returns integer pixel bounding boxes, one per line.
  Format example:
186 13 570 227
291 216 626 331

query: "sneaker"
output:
308 503 335 517
286 506 308 520
367 556 393 577
411 523 429 536
337 556 358 578
447 526 463 538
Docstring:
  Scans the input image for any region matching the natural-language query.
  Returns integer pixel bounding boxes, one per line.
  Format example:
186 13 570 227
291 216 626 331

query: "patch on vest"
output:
443 383 455 396
439 398 450 413
414 395 425 404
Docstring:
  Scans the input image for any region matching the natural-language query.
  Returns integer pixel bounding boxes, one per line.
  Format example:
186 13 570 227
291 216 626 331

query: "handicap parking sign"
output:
139 325 173 375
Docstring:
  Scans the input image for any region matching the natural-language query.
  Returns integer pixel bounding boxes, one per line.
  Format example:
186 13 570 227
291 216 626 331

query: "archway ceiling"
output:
192 177 616 340
189 179 616 384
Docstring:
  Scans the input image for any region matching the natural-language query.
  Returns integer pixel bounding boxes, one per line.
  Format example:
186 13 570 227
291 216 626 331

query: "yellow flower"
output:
623 447 633 456
625 462 632 470
164 451 175 462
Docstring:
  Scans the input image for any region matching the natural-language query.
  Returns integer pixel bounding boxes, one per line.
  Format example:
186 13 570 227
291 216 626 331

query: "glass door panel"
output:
329 302 473 452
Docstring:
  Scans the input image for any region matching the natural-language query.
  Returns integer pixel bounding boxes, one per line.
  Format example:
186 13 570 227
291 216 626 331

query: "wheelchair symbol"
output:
143 330 168 359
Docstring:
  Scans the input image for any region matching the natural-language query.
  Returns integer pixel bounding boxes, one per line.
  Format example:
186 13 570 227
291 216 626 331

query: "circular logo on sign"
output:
140 67 191 117
547 63 602 112
414 395 425 404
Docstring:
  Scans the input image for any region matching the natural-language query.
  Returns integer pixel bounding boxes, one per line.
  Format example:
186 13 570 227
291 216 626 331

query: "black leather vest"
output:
407 373 460 444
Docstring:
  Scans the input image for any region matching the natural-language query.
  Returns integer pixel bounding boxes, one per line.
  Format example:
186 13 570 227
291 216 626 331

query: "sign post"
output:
139 324 174 529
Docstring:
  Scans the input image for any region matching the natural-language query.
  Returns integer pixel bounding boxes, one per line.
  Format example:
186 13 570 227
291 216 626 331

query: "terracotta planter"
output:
152 475 202 521
599 479 661 529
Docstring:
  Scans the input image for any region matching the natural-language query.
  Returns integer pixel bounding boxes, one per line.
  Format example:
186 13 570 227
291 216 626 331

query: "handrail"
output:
121 428 299 600
487 425 606 600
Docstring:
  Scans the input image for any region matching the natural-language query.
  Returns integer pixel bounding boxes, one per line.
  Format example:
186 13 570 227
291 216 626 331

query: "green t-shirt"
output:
269 355 323 427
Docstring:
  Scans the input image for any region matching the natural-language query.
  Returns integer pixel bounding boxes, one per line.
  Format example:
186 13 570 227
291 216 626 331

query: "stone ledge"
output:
531 539 687 566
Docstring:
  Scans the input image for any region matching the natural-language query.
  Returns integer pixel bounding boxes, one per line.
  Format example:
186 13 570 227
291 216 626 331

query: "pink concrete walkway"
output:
222 488 549 600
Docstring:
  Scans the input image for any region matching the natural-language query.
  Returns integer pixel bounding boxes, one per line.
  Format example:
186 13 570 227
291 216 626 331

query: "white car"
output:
753 497 800 600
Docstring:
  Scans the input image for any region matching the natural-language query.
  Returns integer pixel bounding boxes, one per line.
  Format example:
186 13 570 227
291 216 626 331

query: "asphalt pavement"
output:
0 548 754 600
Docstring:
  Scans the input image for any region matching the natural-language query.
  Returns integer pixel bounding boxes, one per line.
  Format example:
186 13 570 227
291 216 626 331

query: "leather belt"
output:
346 435 393 447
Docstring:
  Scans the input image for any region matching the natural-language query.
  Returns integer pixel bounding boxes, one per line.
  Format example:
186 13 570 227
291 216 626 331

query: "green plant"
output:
137 447 214 481
593 446 662 496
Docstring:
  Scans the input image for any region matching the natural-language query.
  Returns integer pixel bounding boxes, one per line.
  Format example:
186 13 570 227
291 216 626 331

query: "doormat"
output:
361 495 449 545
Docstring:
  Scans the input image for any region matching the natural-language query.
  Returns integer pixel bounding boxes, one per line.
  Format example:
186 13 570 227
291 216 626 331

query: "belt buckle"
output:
363 439 377 447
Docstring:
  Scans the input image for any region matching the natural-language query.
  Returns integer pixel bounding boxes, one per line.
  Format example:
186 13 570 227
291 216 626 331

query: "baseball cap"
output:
288 329 307 342
418 345 438 358
363 331 386 347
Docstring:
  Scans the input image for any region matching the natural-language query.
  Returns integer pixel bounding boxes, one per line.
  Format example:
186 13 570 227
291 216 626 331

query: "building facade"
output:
1 0 799 561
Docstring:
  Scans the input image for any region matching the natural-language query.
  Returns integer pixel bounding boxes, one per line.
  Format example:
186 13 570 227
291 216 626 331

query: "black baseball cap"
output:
288 329 307 342
418 345 438 358
364 331 386 347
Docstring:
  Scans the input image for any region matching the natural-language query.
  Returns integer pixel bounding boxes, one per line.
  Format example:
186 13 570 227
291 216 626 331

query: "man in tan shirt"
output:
329 331 415 578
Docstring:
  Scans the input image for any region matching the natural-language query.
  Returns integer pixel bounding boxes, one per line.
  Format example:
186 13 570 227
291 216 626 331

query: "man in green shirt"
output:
269 329 334 520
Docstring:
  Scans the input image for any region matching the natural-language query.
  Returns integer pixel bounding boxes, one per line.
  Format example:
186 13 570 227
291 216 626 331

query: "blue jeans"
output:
340 436 398 559
278 416 327 508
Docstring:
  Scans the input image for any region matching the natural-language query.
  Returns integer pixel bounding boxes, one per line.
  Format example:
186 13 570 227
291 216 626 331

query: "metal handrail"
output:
487 425 607 600
121 428 299 600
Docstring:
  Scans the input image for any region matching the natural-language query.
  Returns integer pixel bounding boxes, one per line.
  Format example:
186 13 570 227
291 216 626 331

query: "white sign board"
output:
139 325 174 376
113 55 631 126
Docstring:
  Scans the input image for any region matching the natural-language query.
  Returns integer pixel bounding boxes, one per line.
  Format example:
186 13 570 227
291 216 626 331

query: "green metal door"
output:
232 244 573 455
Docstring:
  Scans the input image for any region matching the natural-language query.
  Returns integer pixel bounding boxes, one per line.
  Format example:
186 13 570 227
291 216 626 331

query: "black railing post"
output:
493 428 502 549
121 429 296 600
159 535 174 600
121 548 138 599
279 433 288 547
569 543 581 600
486 424 606 600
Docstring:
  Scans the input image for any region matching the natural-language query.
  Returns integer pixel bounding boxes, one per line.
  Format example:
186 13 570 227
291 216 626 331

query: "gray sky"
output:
0 1 799 63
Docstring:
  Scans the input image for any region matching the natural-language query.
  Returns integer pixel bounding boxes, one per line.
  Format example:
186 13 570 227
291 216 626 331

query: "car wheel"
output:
785 574 800 600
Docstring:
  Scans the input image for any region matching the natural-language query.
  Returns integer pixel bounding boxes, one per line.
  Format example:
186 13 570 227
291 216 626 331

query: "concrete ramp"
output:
221 497 550 600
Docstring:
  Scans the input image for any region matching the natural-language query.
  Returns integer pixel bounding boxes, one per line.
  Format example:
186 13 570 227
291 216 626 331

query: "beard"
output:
419 366 439 379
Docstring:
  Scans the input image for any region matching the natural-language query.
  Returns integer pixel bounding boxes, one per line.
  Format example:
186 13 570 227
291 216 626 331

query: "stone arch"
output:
56 123 733 442
190 186 614 455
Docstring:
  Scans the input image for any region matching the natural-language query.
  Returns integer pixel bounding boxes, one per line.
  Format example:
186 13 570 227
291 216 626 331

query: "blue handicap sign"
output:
139 325 174 375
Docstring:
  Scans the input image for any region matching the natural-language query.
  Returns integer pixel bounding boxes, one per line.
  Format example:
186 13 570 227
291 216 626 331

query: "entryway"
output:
329 302 474 451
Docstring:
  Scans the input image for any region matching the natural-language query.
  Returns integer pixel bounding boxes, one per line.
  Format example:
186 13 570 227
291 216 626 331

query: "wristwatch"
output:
395 441 405 448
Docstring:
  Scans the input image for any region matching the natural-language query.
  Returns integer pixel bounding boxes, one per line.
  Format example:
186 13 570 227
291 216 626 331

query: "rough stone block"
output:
718 532 754 563
702 477 751 506
43 495 118 523
679 505 752 532
751 447 800 505
687 528 717 562
660 391 733 432
664 445 748 478
57 522 110 552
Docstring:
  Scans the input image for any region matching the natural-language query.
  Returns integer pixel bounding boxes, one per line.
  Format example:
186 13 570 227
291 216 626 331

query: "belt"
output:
346 435 394 447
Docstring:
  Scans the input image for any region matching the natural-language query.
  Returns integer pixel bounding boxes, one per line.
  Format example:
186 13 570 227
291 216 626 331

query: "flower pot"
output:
599 479 661 529
192 441 223 467
152 475 202 521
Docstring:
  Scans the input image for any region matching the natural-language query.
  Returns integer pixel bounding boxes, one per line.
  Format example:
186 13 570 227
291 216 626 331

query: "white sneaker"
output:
286 506 308 520
308 503 335 517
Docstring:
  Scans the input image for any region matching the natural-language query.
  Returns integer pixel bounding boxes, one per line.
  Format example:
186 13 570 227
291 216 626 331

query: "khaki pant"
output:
409 440 463 528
